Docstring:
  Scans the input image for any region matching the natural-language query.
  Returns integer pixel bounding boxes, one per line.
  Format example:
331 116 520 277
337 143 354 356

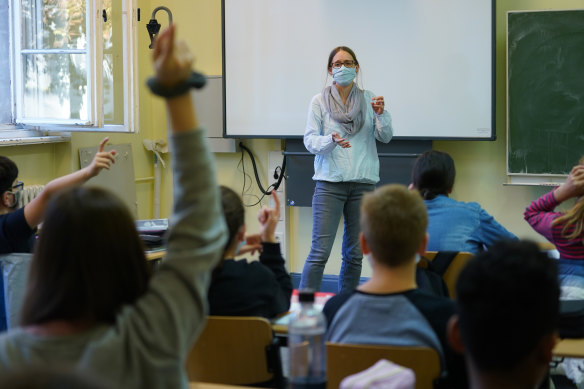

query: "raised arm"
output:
257 191 292 315
151 24 197 133
524 165 584 241
123 25 227 360
23 137 116 228
553 165 584 203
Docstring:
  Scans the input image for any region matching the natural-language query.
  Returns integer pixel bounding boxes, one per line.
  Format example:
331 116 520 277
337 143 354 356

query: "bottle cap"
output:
298 289 315 303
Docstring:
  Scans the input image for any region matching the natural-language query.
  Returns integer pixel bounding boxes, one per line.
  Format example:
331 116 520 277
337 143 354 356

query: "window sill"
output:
0 130 71 146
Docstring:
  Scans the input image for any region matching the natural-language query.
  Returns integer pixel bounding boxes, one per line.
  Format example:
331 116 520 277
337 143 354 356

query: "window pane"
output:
22 0 86 50
22 54 87 121
0 2 11 123
102 0 125 125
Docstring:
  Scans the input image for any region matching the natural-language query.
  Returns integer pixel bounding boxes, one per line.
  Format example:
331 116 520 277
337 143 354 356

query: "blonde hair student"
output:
524 157 584 296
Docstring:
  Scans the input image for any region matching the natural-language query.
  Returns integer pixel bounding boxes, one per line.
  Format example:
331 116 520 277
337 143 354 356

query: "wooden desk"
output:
554 338 584 358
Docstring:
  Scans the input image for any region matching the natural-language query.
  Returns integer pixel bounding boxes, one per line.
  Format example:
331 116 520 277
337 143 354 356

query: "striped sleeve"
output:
523 190 561 243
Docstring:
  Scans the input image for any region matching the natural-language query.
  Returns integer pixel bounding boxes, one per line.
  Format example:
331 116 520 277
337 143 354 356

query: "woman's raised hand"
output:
152 24 193 88
371 96 385 115
555 164 584 201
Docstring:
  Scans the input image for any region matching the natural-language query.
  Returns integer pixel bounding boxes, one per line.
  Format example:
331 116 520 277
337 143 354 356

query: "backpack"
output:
415 252 459 298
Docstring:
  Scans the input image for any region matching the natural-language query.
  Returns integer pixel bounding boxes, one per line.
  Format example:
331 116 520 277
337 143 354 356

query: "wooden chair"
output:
186 316 283 387
327 343 441 389
423 251 474 299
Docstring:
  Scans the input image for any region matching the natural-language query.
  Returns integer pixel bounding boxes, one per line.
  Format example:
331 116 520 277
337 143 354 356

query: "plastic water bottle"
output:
288 289 327 389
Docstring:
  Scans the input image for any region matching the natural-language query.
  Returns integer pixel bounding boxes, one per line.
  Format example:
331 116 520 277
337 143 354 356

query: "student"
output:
0 142 116 254
448 240 560 389
322 184 466 388
0 25 227 389
410 150 516 254
208 187 292 318
524 159 584 296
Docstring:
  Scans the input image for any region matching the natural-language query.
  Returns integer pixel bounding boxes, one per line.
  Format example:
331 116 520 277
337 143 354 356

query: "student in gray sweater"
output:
0 25 227 389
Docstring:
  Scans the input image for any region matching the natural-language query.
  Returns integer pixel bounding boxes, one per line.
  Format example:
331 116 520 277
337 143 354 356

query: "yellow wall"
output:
2 0 579 277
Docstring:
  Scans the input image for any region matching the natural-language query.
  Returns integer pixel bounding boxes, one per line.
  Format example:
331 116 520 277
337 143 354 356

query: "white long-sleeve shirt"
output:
303 89 393 184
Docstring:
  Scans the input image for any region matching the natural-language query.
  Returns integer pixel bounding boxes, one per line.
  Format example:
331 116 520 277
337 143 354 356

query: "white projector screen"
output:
222 0 494 139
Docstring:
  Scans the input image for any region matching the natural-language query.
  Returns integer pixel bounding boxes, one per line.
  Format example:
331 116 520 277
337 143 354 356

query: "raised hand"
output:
258 190 281 243
555 164 584 202
371 96 385 115
152 24 193 88
332 132 351 148
87 137 116 178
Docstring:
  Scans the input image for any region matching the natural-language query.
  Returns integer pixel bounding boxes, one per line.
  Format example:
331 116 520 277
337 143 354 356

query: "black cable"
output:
239 142 286 196
238 146 259 205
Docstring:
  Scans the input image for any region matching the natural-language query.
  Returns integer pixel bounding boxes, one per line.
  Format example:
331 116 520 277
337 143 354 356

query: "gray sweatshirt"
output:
0 130 227 389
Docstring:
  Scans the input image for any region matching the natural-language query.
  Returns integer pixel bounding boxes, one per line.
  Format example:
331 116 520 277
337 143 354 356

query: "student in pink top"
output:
524 157 584 296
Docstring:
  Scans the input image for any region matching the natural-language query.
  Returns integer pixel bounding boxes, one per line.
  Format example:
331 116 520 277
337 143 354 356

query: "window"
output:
3 0 137 133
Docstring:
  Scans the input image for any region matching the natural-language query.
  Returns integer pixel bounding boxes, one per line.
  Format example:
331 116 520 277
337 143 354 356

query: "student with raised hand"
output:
0 24 227 389
410 150 517 254
208 188 292 318
524 158 584 296
448 240 560 389
0 139 116 254
322 184 467 388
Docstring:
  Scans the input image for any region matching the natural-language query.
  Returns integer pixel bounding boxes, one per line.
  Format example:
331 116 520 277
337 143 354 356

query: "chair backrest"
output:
186 316 281 386
327 342 441 389
423 251 474 299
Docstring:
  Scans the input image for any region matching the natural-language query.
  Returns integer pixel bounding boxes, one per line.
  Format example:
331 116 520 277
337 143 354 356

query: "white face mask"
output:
332 66 356 86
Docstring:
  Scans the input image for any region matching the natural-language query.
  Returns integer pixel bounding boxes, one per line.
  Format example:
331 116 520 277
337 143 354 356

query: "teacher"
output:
300 46 393 293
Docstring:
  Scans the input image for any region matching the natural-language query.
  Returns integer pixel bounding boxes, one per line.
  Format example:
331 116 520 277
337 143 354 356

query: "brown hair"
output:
411 150 456 200
20 187 150 326
552 156 584 243
327 46 359 71
219 186 245 256
360 184 428 267
0 156 18 193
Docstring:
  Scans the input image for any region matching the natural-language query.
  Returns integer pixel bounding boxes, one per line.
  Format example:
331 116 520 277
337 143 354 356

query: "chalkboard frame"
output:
506 9 584 177
221 0 496 141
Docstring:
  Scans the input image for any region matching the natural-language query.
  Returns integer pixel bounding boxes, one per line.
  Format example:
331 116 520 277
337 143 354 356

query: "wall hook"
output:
146 6 173 49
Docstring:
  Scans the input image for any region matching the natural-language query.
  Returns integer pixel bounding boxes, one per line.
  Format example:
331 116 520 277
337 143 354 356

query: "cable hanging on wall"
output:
238 142 286 206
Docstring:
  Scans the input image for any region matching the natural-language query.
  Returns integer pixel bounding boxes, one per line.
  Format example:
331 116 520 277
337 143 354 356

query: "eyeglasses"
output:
9 181 23 193
331 60 356 69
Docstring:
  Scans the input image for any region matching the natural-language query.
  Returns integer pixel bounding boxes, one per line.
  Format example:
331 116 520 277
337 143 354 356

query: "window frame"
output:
8 0 138 134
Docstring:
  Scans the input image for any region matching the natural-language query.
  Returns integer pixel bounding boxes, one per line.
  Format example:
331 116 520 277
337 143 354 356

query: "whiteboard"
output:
223 0 494 139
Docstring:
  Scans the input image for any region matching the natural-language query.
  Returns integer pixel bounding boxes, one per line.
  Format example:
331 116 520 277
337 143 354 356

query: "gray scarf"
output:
322 83 366 135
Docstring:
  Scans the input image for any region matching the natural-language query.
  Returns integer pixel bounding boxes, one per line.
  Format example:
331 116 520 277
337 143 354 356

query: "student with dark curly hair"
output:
448 240 560 389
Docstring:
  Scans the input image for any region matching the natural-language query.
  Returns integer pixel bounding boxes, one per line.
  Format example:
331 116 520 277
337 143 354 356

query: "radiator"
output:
19 185 44 208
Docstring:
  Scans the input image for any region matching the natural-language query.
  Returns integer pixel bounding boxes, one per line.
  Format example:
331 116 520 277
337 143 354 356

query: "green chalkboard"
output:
507 10 584 175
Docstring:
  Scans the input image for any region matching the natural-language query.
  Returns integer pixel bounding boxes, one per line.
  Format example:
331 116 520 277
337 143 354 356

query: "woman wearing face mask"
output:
300 46 393 293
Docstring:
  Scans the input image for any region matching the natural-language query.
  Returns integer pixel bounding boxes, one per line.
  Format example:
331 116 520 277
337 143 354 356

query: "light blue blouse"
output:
303 89 393 184
425 195 517 254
